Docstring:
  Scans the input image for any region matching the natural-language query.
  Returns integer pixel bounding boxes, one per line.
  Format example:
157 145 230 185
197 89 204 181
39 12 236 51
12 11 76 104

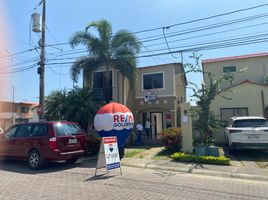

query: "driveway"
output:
223 146 268 168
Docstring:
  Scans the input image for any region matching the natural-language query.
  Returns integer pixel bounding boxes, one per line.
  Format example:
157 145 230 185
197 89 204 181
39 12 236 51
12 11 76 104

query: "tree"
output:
186 52 235 145
69 19 140 103
44 90 68 121
44 88 102 131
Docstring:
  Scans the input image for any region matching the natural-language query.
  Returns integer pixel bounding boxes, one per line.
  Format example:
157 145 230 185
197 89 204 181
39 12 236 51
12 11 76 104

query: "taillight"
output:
49 137 58 150
229 129 242 134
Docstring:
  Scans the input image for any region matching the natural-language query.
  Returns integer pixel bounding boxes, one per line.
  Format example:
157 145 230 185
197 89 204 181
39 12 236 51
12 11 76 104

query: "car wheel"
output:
66 158 78 163
27 149 43 170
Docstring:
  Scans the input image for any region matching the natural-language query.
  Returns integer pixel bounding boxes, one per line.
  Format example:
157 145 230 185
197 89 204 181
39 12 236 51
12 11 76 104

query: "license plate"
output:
248 135 259 140
68 139 78 144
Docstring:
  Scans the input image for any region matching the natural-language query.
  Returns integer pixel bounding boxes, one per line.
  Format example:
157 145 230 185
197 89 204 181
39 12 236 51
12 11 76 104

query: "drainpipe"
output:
261 90 265 116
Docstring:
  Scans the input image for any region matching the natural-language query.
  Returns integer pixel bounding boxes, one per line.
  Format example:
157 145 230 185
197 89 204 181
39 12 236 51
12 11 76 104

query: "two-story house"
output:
0 101 38 130
91 62 187 143
134 63 187 141
202 53 268 142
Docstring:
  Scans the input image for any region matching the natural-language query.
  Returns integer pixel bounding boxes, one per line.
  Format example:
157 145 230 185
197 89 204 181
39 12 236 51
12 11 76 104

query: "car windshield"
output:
233 119 268 128
54 123 84 136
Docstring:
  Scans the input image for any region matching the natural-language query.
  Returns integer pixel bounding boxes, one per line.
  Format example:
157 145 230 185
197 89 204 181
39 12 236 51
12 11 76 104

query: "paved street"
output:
0 159 268 200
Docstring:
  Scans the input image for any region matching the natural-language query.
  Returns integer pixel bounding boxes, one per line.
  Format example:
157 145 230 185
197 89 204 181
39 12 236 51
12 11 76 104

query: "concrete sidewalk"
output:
121 147 268 182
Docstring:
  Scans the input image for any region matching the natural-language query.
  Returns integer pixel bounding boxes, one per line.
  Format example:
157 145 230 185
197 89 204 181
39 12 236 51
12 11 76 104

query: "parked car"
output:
225 116 268 154
0 121 88 169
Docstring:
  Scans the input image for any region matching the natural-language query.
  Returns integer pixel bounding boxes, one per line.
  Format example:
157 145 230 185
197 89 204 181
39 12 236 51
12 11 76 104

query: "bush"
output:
160 127 182 153
171 152 230 165
87 136 101 156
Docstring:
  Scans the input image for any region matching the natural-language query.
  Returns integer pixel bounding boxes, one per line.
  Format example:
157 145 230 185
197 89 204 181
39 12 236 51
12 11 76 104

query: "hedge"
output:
171 152 230 165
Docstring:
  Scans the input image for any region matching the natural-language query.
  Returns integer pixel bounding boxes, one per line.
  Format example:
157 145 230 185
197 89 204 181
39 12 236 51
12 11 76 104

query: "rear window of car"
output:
233 119 268 127
53 123 84 136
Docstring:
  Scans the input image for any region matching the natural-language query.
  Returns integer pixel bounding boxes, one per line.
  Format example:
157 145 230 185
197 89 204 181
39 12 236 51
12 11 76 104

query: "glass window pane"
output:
15 125 32 137
143 73 163 90
223 66 236 73
4 126 18 138
32 125 48 136
54 123 84 136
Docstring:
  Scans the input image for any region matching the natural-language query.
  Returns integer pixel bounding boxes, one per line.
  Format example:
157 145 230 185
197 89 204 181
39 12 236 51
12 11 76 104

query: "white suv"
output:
225 116 268 154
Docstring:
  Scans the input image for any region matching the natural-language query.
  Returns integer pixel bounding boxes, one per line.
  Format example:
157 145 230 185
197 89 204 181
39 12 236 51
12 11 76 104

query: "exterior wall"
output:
203 56 268 89
211 83 268 118
0 101 38 130
135 63 183 98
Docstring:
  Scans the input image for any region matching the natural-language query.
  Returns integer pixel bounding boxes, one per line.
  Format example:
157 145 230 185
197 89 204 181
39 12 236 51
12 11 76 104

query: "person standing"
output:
145 118 151 138
136 122 143 145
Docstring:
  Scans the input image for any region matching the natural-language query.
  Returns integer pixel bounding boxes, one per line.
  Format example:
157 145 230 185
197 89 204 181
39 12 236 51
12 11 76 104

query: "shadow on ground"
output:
222 145 268 168
0 156 97 174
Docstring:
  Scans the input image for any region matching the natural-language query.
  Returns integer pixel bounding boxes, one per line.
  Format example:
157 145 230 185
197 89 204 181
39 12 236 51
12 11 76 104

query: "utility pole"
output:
38 0 46 119
11 85 15 125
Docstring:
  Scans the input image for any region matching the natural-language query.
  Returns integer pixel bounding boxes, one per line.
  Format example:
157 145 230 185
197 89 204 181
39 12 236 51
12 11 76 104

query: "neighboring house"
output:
0 101 38 130
202 52 268 142
91 62 187 143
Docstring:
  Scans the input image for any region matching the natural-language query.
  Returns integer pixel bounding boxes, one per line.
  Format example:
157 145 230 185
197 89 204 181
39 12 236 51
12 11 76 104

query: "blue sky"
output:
1 0 268 103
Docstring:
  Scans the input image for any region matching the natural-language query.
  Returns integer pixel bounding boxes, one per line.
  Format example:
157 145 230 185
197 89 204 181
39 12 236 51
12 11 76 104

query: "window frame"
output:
142 71 165 91
223 66 236 73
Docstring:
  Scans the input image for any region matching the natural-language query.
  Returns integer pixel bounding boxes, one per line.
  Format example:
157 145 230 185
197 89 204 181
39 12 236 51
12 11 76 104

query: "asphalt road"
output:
0 158 267 200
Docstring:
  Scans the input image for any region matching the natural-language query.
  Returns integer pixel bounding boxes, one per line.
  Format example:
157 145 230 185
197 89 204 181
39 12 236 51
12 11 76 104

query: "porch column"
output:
181 102 193 153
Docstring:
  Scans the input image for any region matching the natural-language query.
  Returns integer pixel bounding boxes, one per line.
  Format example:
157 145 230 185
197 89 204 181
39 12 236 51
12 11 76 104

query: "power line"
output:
130 3 268 35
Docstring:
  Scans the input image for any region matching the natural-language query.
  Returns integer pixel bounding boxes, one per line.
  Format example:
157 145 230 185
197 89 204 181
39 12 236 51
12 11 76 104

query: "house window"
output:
220 107 248 126
92 71 113 101
223 66 236 73
20 107 29 113
143 73 164 90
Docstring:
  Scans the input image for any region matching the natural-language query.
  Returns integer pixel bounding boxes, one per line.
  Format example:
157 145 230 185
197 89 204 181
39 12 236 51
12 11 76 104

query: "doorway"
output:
150 112 163 139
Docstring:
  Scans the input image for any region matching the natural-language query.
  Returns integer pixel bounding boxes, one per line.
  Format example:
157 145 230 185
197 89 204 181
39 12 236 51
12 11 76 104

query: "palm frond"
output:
70 56 102 85
112 30 141 56
69 31 94 49
86 20 112 58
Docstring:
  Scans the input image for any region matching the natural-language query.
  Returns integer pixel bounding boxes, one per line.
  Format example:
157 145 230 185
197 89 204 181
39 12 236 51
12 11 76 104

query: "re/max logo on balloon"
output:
113 114 134 128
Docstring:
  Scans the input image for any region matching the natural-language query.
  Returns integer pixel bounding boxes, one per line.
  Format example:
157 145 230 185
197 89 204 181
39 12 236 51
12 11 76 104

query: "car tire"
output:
27 149 43 170
66 158 78 163
229 147 236 155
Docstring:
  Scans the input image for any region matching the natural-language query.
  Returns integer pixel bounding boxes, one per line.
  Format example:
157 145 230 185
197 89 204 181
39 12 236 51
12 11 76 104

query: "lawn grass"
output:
152 149 172 160
124 149 147 158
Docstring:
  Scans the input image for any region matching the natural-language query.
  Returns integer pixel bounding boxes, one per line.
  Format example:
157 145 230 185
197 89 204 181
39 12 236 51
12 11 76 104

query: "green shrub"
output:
87 136 101 156
160 127 182 153
171 152 230 165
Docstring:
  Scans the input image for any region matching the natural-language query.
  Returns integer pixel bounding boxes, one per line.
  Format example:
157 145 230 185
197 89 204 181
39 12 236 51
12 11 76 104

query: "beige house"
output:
202 53 268 142
91 62 187 143
0 101 38 130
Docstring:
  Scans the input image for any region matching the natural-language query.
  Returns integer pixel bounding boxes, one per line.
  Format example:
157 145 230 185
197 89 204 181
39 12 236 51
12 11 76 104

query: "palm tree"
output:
69 19 140 103
44 88 102 131
44 90 68 121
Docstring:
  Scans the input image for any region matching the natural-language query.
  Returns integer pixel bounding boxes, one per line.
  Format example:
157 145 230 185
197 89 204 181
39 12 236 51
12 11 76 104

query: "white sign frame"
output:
95 136 122 176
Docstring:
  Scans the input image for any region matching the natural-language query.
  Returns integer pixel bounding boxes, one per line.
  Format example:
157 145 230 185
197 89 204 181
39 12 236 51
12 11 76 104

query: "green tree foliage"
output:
69 19 140 102
44 87 102 131
186 52 234 145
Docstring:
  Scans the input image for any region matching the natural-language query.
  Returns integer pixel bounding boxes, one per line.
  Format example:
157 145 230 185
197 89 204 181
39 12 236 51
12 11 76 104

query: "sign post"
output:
95 136 122 176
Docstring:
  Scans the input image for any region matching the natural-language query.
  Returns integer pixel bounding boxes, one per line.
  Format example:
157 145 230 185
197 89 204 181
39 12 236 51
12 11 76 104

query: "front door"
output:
151 112 163 139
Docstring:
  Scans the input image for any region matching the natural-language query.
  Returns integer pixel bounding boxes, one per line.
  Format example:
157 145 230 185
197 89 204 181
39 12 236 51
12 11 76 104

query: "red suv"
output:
0 121 88 169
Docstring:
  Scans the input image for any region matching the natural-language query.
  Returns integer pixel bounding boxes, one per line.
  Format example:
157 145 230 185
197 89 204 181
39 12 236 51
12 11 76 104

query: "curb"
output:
121 161 268 182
